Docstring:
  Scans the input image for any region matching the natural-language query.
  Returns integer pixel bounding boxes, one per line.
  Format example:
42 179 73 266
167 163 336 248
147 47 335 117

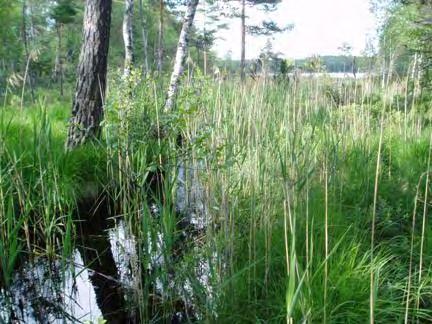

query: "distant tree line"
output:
220 55 373 76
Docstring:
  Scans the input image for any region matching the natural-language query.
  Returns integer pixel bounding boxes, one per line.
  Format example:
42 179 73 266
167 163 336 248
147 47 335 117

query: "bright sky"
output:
195 0 379 59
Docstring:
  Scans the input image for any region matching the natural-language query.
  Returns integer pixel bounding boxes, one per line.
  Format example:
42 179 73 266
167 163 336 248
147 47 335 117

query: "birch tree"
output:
138 0 149 74
66 0 112 149
22 0 35 102
157 0 164 73
123 0 134 77
164 0 199 112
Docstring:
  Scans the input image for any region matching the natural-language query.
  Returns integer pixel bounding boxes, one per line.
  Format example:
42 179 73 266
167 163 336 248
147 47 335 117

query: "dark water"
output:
0 163 213 323
0 194 134 323
0 251 106 323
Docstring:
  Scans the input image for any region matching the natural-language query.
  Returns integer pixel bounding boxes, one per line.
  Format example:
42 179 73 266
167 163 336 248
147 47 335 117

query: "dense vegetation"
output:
1 0 432 323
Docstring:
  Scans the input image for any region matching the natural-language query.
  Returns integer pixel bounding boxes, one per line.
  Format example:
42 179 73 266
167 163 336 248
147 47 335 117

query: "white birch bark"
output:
157 0 164 73
164 0 199 112
414 54 423 99
161 0 207 226
22 0 35 103
138 0 149 74
123 0 134 77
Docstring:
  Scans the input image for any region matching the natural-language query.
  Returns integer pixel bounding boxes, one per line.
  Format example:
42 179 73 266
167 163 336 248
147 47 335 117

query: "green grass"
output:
0 103 107 267
1 74 432 322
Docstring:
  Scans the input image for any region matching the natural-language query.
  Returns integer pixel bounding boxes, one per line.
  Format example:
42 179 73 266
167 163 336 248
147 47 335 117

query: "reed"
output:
1 73 432 322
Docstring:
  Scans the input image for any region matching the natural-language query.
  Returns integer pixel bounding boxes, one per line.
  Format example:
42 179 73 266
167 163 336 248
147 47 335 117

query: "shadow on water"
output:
75 193 132 323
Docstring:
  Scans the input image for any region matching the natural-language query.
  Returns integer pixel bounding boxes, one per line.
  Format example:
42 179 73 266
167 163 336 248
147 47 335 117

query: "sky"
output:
195 0 379 60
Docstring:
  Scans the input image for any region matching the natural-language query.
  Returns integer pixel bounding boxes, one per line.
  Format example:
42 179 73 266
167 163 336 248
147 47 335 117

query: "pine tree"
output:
66 0 113 149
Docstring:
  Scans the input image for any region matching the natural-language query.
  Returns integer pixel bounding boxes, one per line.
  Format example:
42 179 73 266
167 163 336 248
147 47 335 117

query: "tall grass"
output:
171 75 432 322
1 72 432 322
0 103 107 283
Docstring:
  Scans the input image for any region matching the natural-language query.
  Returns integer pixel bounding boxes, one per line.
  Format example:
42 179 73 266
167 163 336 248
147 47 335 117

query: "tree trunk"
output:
21 0 35 103
203 46 207 76
56 24 64 97
28 0 36 42
157 0 164 73
386 52 395 88
53 29 60 81
196 46 201 70
123 0 134 77
164 0 199 112
240 0 246 81
138 0 149 75
66 0 113 149
414 54 422 99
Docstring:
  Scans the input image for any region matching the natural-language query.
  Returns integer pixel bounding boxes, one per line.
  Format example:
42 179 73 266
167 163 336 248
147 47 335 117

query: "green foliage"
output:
377 0 432 86
279 58 294 76
0 0 203 100
304 55 325 73
0 0 21 62
50 0 78 25
247 20 293 36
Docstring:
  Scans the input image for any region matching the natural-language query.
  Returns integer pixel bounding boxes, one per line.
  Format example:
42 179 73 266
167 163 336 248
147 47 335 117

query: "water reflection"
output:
76 194 131 323
0 193 132 323
0 251 102 323
0 161 213 323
